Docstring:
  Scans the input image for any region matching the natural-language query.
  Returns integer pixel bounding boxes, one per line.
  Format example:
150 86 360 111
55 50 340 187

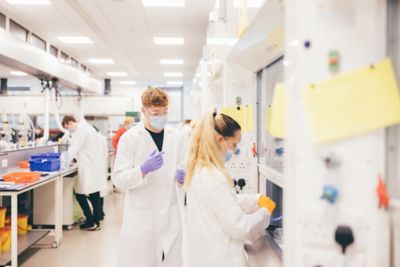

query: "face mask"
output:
149 115 168 130
224 149 234 162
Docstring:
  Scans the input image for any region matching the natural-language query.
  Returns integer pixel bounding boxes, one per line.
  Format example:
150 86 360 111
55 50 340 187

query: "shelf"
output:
258 164 284 188
0 230 50 266
226 0 283 72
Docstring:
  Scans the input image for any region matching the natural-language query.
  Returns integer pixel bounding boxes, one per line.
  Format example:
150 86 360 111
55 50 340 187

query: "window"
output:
60 52 69 64
0 13 5 29
9 20 28 42
30 33 46 51
49 45 58 57
70 58 79 68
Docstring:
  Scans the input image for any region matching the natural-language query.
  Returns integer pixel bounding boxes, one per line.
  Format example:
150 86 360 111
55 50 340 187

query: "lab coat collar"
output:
137 122 174 152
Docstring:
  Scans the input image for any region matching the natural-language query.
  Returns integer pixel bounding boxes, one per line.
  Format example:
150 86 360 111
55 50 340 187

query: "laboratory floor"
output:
20 187 124 267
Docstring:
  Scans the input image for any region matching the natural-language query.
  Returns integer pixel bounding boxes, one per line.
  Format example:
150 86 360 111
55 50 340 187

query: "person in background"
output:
183 112 276 267
112 117 134 152
112 87 185 267
62 116 108 231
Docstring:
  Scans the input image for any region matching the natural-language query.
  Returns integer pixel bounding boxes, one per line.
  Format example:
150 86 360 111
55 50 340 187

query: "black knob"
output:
335 225 354 254
237 179 246 190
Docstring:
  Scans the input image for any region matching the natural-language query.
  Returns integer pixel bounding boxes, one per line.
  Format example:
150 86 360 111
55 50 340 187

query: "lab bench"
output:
0 167 77 267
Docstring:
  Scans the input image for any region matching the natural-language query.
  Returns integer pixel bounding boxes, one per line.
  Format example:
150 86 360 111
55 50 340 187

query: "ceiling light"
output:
207 38 237 46
142 0 185 7
88 58 114 64
160 59 183 65
167 81 183 85
107 72 128 77
58 36 93 44
119 81 136 85
164 72 183 77
10 71 28 76
6 0 51 5
153 37 184 45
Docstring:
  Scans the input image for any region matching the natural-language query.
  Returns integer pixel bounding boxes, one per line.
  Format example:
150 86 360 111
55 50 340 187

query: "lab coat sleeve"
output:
112 132 147 191
176 131 187 168
208 178 270 240
67 125 88 162
237 193 261 214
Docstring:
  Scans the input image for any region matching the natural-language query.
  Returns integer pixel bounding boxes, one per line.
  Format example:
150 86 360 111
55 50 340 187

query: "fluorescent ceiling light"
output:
153 37 184 45
142 0 185 7
58 36 93 44
207 38 237 46
160 59 183 65
6 0 51 5
167 81 183 85
119 81 136 85
10 71 28 76
107 72 128 77
164 72 183 77
88 58 114 64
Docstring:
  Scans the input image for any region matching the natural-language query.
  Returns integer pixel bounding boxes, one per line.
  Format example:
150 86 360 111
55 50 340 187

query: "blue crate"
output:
29 158 61 172
31 152 61 160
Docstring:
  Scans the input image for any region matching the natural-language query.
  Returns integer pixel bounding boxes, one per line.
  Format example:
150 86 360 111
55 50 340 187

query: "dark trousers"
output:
75 191 101 225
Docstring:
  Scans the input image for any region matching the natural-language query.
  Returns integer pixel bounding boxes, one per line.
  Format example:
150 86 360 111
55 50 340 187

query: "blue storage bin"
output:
31 152 61 160
29 158 61 172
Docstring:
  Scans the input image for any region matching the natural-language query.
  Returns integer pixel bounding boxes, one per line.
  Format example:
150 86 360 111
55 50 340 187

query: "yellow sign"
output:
270 83 286 138
303 58 400 143
221 105 253 132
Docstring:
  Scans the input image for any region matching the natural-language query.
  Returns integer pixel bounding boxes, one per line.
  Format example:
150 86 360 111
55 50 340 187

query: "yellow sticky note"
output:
265 106 272 132
222 105 254 132
270 83 286 138
303 58 400 143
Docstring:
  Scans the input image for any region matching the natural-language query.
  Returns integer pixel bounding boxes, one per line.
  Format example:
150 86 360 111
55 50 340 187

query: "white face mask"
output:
224 149 234 162
149 114 168 130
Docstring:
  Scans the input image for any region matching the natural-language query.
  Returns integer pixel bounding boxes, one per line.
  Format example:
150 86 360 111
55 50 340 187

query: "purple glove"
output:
140 150 164 176
175 169 186 184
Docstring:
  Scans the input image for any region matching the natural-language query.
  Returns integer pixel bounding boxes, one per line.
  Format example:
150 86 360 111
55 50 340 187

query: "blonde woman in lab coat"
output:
112 87 185 267
183 112 276 267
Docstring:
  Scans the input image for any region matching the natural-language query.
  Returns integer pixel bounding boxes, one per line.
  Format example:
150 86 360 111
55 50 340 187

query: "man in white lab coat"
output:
63 116 108 231
112 87 185 267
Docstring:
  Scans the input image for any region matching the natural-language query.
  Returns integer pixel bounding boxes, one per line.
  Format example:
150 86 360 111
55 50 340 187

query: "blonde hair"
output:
124 117 134 125
141 87 169 107
184 112 241 188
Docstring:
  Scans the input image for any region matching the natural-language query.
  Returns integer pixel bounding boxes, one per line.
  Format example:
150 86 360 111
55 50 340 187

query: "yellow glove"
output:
258 195 276 214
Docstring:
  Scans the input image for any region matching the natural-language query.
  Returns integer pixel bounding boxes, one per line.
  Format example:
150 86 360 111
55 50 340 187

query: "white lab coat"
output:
185 167 270 267
112 123 184 267
67 120 108 195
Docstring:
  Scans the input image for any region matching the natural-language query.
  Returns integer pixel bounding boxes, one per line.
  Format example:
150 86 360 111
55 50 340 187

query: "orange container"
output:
0 227 11 251
3 172 40 184
0 208 6 228
18 161 30 169
5 217 10 227
17 215 28 235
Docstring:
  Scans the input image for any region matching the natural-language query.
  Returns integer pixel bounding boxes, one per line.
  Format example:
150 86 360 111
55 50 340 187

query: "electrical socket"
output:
1 159 7 168
301 218 333 248
300 214 369 252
